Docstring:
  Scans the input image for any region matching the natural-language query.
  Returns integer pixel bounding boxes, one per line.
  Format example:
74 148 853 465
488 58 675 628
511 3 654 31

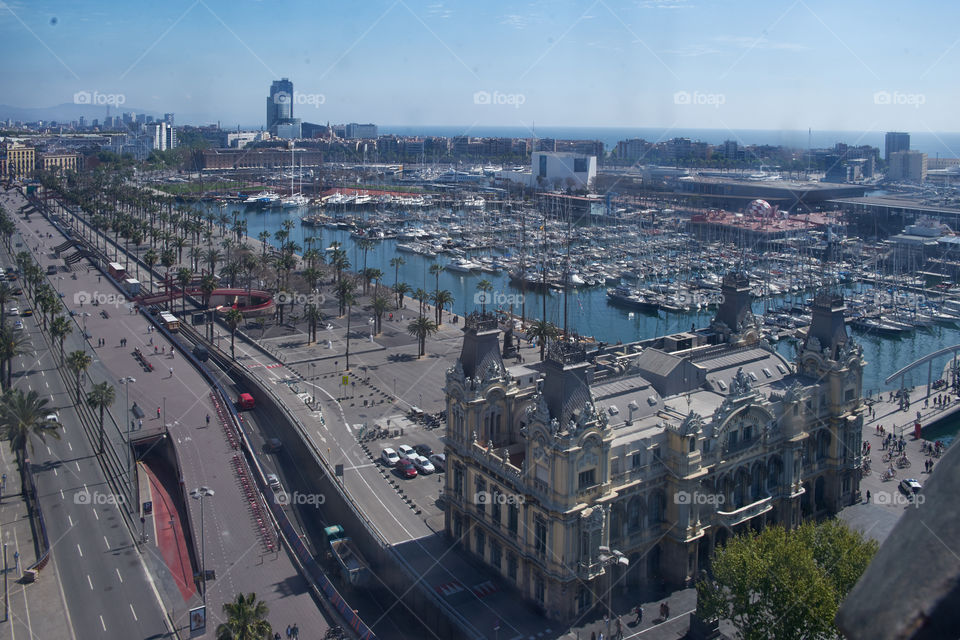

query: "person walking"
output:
866 490 871 502
616 616 623 639
156 407 161 419
634 605 643 625
168 367 173 378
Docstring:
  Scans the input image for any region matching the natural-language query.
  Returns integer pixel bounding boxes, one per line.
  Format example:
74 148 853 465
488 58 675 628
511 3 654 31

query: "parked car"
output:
21 308 32 317
414 444 434 458
396 444 416 460
266 473 282 491
380 447 400 466
8 307 18 316
13 320 23 330
45 413 59 423
412 454 435 475
395 458 417 479
429 453 446 473
899 478 922 496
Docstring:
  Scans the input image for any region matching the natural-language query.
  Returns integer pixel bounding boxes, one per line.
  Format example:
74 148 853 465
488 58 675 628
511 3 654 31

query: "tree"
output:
429 262 443 299
225 309 243 359
697 521 878 640
0 389 61 465
304 303 324 344
407 316 439 358
477 279 494 313
370 294 390 335
66 350 92 403
215 592 272 640
394 282 411 310
50 315 72 365
0 324 31 389
0 281 13 326
529 319 559 361
390 256 405 292
176 267 193 314
431 289 454 325
413 287 429 318
86 382 115 455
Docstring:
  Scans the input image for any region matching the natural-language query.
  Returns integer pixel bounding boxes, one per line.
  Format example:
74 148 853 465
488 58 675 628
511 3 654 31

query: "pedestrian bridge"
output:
884 344 960 392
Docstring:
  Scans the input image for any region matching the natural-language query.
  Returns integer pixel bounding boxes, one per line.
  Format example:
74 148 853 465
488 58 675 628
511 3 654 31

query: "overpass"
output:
136 286 275 315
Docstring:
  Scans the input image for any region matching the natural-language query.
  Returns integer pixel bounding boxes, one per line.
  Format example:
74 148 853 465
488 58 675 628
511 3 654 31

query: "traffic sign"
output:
342 375 349 386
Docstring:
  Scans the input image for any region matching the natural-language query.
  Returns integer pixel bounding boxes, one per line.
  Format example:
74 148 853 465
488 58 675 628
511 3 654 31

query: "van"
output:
192 345 210 362
237 393 255 410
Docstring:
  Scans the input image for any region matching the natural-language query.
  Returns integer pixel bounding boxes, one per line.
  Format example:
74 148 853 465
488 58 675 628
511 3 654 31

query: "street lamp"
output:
190 486 215 608
598 546 629 637
81 312 91 352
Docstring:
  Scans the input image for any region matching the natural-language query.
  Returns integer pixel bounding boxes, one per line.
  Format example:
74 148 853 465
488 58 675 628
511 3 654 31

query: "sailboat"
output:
281 146 309 208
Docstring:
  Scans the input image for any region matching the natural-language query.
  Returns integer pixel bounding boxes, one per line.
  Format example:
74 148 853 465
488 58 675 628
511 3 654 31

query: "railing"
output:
716 496 773 527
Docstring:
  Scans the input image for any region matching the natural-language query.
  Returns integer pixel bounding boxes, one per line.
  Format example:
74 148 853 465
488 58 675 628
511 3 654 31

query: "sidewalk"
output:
0 438 74 640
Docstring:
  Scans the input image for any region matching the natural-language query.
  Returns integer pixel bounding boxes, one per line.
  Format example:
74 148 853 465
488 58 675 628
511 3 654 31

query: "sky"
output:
0 0 957 134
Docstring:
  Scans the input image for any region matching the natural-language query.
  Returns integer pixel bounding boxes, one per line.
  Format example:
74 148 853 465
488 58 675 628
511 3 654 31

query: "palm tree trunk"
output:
98 407 105 454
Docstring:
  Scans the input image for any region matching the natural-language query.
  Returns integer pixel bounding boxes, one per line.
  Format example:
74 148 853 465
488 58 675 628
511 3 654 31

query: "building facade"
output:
267 78 294 130
443 277 864 621
2 143 36 179
39 151 81 174
531 151 597 190
888 150 927 182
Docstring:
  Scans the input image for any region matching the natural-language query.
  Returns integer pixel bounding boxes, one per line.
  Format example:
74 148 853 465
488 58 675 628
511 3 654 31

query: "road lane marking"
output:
129 604 137 621
77 544 83 558
47 446 51 455
116 568 123 583
44 381 48 388
75 461 80 472
92 507 98 521
103 536 109 550
53 468 57 476
67 442 72 452
59 489 64 500
99 614 105 630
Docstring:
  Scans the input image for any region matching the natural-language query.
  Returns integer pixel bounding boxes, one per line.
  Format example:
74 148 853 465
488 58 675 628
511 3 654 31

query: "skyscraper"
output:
266 78 294 129
884 132 910 161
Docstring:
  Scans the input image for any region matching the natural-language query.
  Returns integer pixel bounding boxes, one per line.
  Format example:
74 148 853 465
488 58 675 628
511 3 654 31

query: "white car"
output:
380 447 400 466
412 454 435 475
8 307 18 316
45 413 59 423
266 473 281 491
13 320 23 330
397 444 416 460
429 453 446 472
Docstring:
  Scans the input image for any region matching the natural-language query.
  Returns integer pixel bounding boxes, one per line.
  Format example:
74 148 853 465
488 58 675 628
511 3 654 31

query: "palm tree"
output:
335 279 355 317
215 592 272 640
50 315 72 365
431 289 454 325
304 303 324 344
407 316 439 358
176 267 193 314
0 324 31 389
394 282 411 310
390 256 405 291
370 294 390 335
477 279 494 313
66 350 92 403
86 382 115 455
0 389 61 465
257 231 270 258
413 287 429 318
429 262 443 299
529 319 559 361
0 281 13 326
143 248 159 276
224 308 243 359
200 273 218 341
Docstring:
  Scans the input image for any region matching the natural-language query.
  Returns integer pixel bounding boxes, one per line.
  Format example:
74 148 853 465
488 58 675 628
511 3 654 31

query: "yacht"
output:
281 193 310 208
446 258 481 273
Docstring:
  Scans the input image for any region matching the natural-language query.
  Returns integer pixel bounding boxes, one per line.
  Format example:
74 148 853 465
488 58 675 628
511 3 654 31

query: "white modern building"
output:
497 151 598 190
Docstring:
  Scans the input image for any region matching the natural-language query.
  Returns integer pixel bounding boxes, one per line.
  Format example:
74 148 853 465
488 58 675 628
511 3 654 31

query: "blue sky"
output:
0 0 956 133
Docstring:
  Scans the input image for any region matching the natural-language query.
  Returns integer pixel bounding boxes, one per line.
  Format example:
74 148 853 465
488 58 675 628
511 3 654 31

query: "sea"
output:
379 126 960 158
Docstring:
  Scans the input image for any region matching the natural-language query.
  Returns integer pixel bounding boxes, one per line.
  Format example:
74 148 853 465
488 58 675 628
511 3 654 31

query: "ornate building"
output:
443 274 865 621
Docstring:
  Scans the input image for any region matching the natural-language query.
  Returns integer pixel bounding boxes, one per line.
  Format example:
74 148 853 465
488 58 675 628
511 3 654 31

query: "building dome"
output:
747 199 772 217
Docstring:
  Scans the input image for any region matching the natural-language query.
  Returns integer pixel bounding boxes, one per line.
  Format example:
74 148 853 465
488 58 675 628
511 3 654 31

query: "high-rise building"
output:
884 132 910 161
887 150 927 182
163 113 175 125
267 78 294 130
345 122 377 139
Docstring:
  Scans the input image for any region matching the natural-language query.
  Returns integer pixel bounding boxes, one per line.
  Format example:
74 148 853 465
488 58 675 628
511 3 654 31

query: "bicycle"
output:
896 456 911 469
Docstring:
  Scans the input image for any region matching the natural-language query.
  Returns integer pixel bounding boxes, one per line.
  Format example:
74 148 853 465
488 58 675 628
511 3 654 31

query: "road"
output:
1 189 172 639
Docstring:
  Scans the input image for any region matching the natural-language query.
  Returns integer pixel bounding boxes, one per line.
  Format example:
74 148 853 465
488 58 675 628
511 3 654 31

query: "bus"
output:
159 312 180 332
